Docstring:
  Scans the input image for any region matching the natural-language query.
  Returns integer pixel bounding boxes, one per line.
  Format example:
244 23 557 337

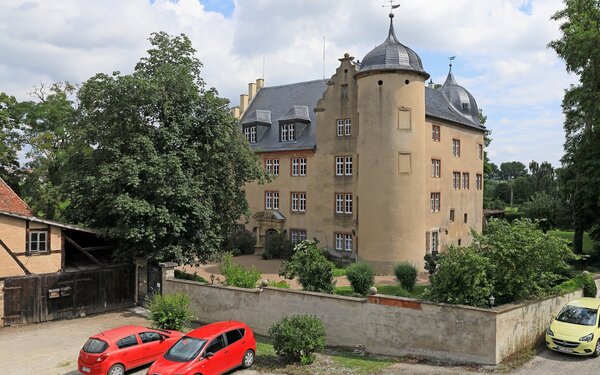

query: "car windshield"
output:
556 305 598 326
82 338 109 354
164 337 207 362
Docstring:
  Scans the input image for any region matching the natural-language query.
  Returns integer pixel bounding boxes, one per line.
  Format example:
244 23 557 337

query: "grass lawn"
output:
334 284 428 298
254 337 395 374
550 230 594 253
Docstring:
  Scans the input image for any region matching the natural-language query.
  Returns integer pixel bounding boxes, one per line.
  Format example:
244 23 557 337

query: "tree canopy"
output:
62 32 264 263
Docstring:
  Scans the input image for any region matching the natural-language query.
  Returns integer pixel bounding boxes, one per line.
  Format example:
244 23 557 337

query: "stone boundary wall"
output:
160 263 600 365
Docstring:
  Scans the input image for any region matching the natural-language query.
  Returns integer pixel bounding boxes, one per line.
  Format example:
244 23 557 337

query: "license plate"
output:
557 346 573 354
81 366 91 373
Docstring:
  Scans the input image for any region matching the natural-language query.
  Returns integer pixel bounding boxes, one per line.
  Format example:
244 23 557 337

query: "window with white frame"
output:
431 159 441 178
345 194 352 214
290 192 306 212
452 139 461 157
344 119 351 136
265 159 279 176
335 194 344 213
344 234 353 251
345 156 353 175
336 119 351 136
453 172 461 190
265 191 279 210
335 157 344 175
291 157 307 176
432 125 440 142
335 233 352 251
290 229 307 244
280 124 295 142
244 126 257 143
28 230 48 254
476 174 483 190
430 192 440 212
431 231 439 254
337 120 344 136
335 193 352 214
462 173 470 189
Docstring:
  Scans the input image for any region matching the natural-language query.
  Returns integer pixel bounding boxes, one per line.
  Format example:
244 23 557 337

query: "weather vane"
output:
382 0 400 14
448 56 456 71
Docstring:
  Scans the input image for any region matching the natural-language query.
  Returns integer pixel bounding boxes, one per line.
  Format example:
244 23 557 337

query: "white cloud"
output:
0 0 576 167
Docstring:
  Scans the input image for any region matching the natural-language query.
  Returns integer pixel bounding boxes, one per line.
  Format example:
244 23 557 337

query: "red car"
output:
147 321 256 375
78 325 184 375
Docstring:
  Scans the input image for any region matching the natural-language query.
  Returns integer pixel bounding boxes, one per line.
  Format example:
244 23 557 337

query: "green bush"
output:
394 262 417 291
424 253 438 276
218 252 261 288
223 226 256 255
149 293 193 331
268 314 326 364
575 273 598 297
267 280 290 289
280 241 335 294
174 269 206 283
262 232 295 259
346 263 375 295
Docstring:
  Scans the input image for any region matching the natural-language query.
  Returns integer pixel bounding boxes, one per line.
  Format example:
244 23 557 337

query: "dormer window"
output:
244 126 257 143
462 103 469 110
281 124 295 142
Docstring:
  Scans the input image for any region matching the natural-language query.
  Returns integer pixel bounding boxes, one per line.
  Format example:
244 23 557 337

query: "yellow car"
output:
546 297 600 357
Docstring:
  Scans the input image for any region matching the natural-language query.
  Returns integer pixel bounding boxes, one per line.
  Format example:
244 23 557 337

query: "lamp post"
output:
488 295 495 308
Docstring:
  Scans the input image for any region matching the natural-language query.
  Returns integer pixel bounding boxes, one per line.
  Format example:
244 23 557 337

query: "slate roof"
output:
0 178 32 216
426 86 484 129
437 71 482 127
240 80 327 152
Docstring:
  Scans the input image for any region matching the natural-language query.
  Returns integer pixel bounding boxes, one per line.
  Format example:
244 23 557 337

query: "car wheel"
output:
593 339 600 358
242 349 255 368
107 364 125 375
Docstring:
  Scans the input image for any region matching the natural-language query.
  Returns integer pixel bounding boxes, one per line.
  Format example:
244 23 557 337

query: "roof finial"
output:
383 0 401 15
383 1 400 42
448 56 456 72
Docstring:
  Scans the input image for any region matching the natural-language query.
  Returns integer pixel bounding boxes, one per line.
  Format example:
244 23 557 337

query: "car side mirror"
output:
204 352 214 359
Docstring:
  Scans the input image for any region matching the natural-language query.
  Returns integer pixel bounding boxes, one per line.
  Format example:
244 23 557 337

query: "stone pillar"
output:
159 262 178 295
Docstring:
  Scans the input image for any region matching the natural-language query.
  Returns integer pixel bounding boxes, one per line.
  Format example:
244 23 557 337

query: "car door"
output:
114 334 144 369
201 334 227 375
138 331 166 363
223 328 245 370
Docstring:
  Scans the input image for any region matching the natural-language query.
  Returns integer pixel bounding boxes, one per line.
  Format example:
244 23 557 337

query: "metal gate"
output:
2 264 134 326
147 263 162 301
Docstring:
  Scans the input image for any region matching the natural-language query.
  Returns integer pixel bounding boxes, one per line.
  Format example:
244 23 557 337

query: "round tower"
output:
355 13 430 272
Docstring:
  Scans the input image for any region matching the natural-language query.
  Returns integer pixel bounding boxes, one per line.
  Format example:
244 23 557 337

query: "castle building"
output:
233 14 485 272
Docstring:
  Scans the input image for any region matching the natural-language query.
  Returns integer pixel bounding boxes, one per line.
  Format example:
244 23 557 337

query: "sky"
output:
0 0 576 168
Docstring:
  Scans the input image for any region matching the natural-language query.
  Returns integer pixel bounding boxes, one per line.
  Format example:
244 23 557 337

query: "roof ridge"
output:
260 79 327 90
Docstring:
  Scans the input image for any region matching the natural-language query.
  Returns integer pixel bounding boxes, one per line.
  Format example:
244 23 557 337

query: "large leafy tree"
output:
64 32 264 263
549 0 600 253
0 93 25 190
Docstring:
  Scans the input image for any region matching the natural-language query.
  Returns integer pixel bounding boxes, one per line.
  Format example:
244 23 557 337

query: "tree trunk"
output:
573 220 584 255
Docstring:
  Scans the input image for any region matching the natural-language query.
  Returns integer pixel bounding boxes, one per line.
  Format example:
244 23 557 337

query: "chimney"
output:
231 106 241 119
248 82 257 101
256 78 264 90
240 94 249 114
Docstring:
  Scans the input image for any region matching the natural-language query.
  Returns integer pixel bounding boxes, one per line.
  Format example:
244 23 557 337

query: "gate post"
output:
159 262 178 296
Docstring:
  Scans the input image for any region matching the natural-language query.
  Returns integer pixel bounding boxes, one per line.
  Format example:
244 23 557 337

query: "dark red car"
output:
78 325 184 375
146 321 256 375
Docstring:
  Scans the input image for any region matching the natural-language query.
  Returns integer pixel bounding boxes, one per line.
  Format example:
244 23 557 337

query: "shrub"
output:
218 252 261 288
149 293 193 331
394 262 417 291
575 273 598 297
174 269 206 283
262 232 295 259
267 280 290 289
280 241 335 294
223 226 256 255
424 253 438 276
346 263 375 295
268 314 326 364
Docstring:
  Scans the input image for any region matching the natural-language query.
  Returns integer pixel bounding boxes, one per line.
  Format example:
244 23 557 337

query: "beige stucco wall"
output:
0 215 62 278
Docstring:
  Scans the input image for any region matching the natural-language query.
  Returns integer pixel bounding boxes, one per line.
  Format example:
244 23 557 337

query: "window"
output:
28 230 48 254
430 193 441 212
335 193 352 214
335 233 352 251
244 126 257 143
116 335 138 349
265 191 279 210
225 329 244 345
432 125 440 142
291 192 306 212
335 156 352 176
265 159 279 176
290 229 307 244
431 159 441 178
452 139 461 157
291 157 307 176
464 213 468 223
478 144 483 160
139 332 162 344
337 119 351 136
462 102 469 110
281 124 295 142
450 209 455 222
462 173 470 189
206 335 225 354
431 231 439 254
453 172 461 190
476 174 483 190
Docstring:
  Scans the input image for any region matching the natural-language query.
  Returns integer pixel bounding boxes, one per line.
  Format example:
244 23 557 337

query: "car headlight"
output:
580 333 594 342
546 327 554 337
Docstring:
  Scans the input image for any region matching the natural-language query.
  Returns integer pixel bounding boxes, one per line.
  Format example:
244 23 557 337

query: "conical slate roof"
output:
439 70 480 125
358 13 429 79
